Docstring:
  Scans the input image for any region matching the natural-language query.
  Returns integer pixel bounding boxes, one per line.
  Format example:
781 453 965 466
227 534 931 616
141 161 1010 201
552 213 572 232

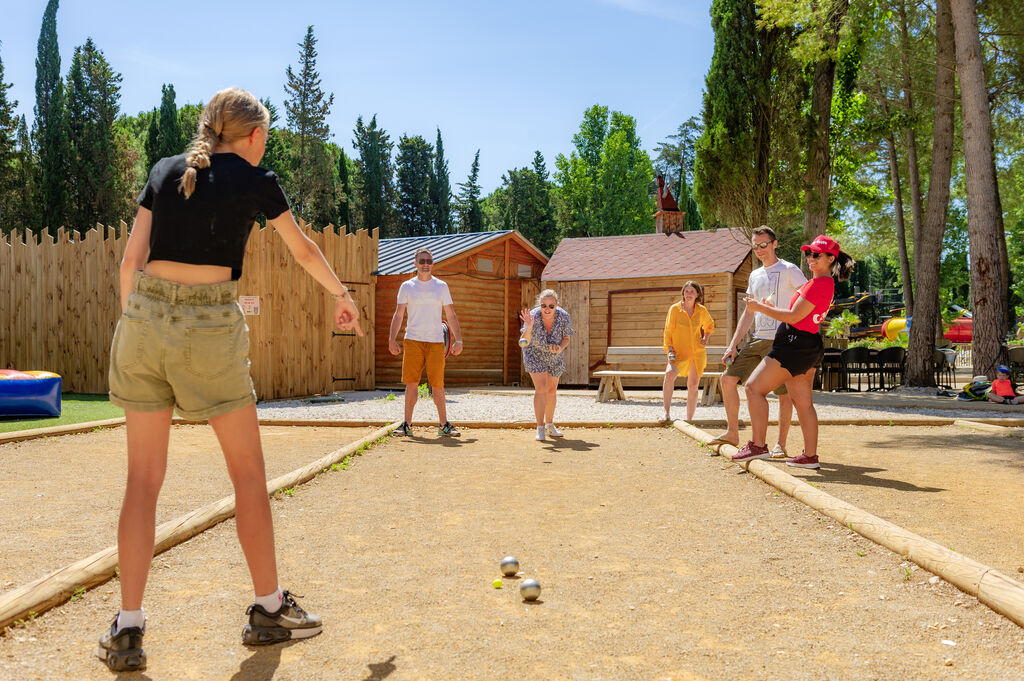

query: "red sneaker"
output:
785 452 820 469
731 441 770 462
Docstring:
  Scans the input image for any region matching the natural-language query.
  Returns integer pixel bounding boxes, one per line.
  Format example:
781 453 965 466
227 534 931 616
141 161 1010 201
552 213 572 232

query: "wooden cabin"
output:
375 231 549 386
540 228 754 386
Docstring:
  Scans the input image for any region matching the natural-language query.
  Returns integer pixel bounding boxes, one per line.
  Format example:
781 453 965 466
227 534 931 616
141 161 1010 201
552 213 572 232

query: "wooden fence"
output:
0 223 377 399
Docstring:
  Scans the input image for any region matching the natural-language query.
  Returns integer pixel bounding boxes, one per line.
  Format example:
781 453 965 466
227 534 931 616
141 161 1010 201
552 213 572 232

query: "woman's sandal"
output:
706 437 739 448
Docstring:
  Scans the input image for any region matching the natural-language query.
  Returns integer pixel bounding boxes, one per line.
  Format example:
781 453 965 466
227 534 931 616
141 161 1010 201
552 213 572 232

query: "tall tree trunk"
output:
802 0 849 255
951 0 1008 376
897 0 924 277
906 0 955 386
877 82 915 315
886 135 915 315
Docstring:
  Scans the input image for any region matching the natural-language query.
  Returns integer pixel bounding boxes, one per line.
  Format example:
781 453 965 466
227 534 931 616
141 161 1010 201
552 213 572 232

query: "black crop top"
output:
137 153 290 280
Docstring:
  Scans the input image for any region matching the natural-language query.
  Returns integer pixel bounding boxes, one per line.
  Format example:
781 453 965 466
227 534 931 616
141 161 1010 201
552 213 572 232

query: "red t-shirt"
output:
787 277 835 333
991 378 1016 398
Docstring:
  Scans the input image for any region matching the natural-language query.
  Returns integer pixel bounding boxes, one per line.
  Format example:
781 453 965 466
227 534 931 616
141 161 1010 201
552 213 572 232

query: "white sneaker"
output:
769 444 787 459
535 426 546 441
545 423 564 438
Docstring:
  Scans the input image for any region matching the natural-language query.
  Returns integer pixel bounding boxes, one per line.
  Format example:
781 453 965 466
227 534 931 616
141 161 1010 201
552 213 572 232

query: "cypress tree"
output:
456 150 483 233
65 38 123 233
338 147 351 230
396 134 434 237
157 83 182 159
0 43 20 232
144 110 160 170
11 115 35 232
353 114 396 236
430 128 451 234
692 0 798 231
33 0 70 234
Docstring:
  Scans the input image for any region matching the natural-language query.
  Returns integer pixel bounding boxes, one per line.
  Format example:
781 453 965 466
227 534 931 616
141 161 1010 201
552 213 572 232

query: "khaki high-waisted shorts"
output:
108 272 256 420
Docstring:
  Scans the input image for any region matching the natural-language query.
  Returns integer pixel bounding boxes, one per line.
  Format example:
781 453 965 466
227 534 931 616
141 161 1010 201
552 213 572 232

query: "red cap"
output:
801 235 840 257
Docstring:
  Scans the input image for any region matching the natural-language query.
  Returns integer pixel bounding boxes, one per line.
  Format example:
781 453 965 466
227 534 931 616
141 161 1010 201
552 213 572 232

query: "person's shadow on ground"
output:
809 462 945 493
363 654 398 680
541 437 601 452
228 640 299 681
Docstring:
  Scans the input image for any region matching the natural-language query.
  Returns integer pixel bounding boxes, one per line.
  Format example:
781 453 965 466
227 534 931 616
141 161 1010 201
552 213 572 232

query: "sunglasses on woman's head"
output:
418 258 433 264
541 304 556 309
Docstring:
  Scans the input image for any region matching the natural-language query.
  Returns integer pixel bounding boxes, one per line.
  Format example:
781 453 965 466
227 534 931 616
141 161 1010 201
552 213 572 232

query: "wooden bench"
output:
593 346 726 405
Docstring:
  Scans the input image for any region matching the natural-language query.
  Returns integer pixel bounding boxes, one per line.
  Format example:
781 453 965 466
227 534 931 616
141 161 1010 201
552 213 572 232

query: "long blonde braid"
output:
178 88 269 199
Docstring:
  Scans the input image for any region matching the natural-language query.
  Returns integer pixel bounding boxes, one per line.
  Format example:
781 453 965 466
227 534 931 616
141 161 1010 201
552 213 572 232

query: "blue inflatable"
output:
0 371 62 417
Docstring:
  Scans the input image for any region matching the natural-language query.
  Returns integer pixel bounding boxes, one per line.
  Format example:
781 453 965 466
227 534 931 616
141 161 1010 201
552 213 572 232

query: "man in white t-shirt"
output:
709 226 806 456
388 247 464 437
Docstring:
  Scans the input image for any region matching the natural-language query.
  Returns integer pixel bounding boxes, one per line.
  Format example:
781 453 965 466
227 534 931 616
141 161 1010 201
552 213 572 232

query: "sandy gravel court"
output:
1 425 1023 680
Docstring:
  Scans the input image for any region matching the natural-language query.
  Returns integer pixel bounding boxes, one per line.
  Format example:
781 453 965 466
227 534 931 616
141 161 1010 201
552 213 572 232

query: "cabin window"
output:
477 257 494 273
517 263 533 278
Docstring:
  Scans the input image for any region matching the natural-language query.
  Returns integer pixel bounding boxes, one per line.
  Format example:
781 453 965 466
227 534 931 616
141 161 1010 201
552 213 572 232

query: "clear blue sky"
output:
2 0 713 193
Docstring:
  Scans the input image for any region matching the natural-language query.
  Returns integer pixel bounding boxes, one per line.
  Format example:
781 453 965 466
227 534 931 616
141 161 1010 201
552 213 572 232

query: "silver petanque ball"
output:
520 578 541 601
518 338 529 348
500 556 520 577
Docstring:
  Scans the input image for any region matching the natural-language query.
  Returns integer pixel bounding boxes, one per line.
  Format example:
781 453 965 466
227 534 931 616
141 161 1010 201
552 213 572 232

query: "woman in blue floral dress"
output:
519 289 573 441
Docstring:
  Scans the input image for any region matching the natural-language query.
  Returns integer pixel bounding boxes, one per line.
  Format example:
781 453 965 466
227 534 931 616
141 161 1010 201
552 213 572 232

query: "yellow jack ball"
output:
493 579 503 589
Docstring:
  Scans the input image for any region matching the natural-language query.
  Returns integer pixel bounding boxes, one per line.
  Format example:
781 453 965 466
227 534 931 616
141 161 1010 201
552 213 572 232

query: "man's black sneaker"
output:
438 421 461 437
95 616 146 672
242 591 322 645
395 421 413 436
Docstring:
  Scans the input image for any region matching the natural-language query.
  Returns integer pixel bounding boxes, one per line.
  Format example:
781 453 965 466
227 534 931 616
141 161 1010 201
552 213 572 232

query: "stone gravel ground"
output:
255 386 1021 425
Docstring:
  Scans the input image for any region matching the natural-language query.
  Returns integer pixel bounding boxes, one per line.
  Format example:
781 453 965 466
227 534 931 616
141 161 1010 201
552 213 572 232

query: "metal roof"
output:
376 231 515 275
541 229 752 281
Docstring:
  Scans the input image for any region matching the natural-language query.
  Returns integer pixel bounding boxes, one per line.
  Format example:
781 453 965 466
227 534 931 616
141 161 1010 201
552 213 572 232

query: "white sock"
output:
116 608 144 632
255 587 283 612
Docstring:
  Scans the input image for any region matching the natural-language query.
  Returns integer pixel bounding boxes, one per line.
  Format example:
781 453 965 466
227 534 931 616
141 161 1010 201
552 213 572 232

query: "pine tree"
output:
33 0 70 234
430 128 452 233
157 84 182 160
456 150 483 233
530 151 557 252
11 115 35 231
353 114 396 236
283 26 335 226
396 135 434 237
65 38 123 232
0 43 21 232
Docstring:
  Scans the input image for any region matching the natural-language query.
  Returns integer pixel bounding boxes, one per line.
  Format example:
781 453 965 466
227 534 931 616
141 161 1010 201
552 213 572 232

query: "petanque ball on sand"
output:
500 556 520 577
520 578 541 601
492 579 503 589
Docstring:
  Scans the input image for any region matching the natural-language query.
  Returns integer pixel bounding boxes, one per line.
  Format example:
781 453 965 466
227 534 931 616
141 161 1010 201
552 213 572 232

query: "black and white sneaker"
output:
395 421 413 436
95 616 146 672
438 421 461 437
242 591 322 645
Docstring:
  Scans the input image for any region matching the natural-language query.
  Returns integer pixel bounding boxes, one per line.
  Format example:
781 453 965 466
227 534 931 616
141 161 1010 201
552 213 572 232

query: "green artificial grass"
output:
0 394 123 434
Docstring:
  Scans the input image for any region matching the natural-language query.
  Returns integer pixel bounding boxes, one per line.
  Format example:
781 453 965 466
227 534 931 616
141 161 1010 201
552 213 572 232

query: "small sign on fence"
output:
238 296 260 316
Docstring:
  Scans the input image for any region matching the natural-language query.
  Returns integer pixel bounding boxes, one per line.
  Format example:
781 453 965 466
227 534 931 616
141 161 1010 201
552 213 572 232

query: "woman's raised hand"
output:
519 308 534 328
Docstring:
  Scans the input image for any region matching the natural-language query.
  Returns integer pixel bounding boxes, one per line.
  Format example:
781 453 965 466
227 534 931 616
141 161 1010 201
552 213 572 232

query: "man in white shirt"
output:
710 226 806 455
388 247 464 437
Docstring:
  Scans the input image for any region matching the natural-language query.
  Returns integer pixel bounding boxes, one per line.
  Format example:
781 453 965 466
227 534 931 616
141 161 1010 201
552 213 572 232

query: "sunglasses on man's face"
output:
752 241 773 250
418 258 433 264
541 304 556 309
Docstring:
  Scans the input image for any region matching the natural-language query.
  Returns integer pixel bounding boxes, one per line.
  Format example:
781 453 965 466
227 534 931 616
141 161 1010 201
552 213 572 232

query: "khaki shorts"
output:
402 339 446 386
724 338 788 395
108 273 256 420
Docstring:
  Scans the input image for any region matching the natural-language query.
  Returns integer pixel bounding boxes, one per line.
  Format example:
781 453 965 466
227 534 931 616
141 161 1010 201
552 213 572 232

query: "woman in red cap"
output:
731 235 853 469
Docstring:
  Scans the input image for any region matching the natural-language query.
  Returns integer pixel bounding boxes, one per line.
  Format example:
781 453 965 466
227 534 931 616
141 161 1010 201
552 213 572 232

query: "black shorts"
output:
768 324 824 377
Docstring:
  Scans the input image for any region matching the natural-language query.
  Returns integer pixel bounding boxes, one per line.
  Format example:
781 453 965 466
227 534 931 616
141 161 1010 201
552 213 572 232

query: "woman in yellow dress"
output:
663 281 715 422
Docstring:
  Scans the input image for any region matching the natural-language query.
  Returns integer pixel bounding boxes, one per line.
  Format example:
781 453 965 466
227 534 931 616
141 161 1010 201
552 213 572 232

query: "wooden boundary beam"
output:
671 420 1024 630
0 422 398 631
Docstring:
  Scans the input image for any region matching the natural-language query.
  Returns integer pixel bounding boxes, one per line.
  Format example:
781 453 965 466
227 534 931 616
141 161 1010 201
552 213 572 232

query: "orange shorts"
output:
402 339 446 386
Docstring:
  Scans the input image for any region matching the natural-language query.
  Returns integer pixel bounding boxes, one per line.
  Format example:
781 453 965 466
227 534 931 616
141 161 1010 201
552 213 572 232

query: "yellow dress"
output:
662 302 715 377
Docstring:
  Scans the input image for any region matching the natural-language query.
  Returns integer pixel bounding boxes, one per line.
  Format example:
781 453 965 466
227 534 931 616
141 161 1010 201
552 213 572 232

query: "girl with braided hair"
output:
97 88 361 671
